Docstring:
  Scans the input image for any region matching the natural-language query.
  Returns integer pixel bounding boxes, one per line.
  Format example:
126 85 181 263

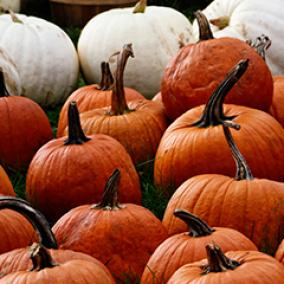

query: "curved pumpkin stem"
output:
190 59 249 130
194 11 214 41
223 126 254 180
0 196 58 249
0 70 10 97
64 101 91 145
9 9 23 24
174 209 215 237
98 61 114 91
133 0 147 13
92 169 123 210
110 44 134 115
246 35 271 61
203 244 240 274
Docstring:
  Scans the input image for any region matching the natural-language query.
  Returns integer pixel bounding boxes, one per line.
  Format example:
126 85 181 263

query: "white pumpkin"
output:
0 0 20 12
0 13 79 107
78 0 194 98
192 0 284 75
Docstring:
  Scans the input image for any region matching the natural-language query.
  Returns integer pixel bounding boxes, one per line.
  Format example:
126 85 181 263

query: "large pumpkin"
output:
78 0 194 98
0 12 79 107
161 11 273 120
155 59 284 194
53 169 168 283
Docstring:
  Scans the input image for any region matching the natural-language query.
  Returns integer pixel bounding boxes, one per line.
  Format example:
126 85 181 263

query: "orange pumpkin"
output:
53 169 168 283
275 240 284 265
26 102 141 223
141 209 257 284
0 166 14 196
161 11 273 120
168 244 284 283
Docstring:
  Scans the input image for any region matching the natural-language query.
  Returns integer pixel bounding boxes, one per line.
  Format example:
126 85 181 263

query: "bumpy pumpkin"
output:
26 101 141 223
168 244 284 284
0 12 79 107
141 209 257 284
155 59 284 194
161 11 273 120
78 0 194 98
53 169 168 283
275 240 284 265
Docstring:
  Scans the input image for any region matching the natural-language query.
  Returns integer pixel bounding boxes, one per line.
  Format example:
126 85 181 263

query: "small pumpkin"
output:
275 240 284 265
168 244 284 284
53 169 168 283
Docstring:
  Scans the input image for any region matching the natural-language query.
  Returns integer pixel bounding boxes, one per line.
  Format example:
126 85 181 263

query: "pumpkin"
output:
269 76 284 127
0 70 52 171
0 12 79 107
161 11 273 120
53 169 169 283
141 209 257 284
72 44 169 166
162 125 284 254
0 166 14 196
192 0 284 75
168 244 284 284
275 240 284 265
155 59 284 195
0 1 20 12
78 0 194 98
26 101 141 223
57 61 144 137
0 196 115 283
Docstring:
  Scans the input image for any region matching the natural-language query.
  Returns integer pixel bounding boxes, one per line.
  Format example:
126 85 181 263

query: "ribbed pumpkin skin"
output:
53 204 169 283
0 259 115 284
141 227 257 284
57 85 144 137
161 37 273 120
74 100 169 165
275 240 284 264
163 175 284 254
168 250 284 284
0 210 37 254
269 76 284 127
0 167 15 196
0 247 111 278
26 135 141 223
154 104 284 193
0 96 52 171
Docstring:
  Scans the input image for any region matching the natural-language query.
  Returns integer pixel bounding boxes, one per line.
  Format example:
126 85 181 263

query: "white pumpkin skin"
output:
192 0 284 75
78 6 194 98
0 14 79 107
0 0 20 12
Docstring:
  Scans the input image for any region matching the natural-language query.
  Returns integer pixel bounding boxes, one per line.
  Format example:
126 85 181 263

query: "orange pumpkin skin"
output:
168 250 284 284
162 175 284 254
269 76 284 127
0 166 14 196
275 240 284 265
154 105 284 194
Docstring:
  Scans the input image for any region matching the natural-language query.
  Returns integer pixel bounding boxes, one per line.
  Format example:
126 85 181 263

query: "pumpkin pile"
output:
0 0 283 283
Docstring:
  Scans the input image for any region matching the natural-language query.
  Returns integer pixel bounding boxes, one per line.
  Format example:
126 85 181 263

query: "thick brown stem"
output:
133 0 147 13
0 70 10 97
223 126 254 180
203 244 240 274
98 62 114 91
64 102 91 145
190 59 249 130
0 196 58 249
110 44 134 115
194 11 214 41
247 35 271 61
174 209 215 237
92 169 122 210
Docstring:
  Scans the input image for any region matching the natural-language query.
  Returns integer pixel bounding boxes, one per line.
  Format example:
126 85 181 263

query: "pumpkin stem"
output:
195 11 214 41
203 243 240 274
64 101 91 145
30 243 57 271
246 35 271 61
133 0 147 13
0 70 10 97
110 44 134 115
223 126 254 180
0 196 58 249
9 9 23 24
174 209 215 237
92 169 123 210
209 16 230 30
190 59 249 130
98 62 114 91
